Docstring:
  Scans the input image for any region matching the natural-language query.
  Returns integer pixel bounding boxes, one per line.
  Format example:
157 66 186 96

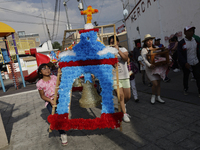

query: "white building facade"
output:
123 0 200 50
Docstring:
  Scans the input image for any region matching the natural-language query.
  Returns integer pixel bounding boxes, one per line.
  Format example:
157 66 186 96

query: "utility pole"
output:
81 0 87 24
121 1 130 51
41 0 51 40
77 0 87 24
46 25 51 40
63 0 71 30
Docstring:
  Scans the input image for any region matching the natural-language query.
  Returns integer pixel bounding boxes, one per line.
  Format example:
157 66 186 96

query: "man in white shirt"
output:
178 26 200 97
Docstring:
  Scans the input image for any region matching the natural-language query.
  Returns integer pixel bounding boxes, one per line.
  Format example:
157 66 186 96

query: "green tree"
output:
52 41 62 50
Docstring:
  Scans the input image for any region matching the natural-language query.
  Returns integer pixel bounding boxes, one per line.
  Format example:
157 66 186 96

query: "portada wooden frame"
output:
49 24 122 132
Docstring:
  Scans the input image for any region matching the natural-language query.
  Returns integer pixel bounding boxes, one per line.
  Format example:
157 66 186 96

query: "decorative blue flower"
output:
60 31 116 62
57 30 117 115
57 65 115 114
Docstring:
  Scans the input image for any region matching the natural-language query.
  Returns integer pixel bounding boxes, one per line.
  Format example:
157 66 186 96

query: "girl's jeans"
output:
47 103 65 135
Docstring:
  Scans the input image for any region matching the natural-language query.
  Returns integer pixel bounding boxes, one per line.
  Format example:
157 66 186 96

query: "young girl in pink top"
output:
36 63 68 146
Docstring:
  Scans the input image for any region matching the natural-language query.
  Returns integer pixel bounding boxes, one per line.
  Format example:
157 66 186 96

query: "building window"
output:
18 31 25 37
36 38 40 42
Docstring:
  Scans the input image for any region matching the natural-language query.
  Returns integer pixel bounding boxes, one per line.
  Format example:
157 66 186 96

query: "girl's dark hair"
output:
108 35 119 45
37 63 50 79
142 39 156 48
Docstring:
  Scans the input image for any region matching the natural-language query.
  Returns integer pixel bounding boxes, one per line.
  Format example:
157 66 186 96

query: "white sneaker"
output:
61 134 68 146
151 95 156 104
173 68 179 72
157 96 165 104
123 113 131 122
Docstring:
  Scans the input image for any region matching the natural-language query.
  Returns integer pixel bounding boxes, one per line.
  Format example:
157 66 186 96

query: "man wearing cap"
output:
132 43 141 72
154 38 164 48
178 26 200 97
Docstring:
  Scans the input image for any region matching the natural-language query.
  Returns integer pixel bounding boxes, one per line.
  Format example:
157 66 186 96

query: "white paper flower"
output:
97 46 118 56
59 50 76 58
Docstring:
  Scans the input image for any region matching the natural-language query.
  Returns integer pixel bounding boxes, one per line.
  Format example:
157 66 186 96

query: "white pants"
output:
130 79 138 100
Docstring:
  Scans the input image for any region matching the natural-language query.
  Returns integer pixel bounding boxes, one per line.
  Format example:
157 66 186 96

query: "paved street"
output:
1 87 200 150
1 69 200 150
135 70 200 106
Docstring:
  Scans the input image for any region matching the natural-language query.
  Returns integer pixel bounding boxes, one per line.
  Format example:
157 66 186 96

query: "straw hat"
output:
142 34 155 42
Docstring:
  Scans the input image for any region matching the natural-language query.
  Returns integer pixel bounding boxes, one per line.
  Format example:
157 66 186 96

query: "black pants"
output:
182 63 200 93
137 61 141 73
172 51 179 69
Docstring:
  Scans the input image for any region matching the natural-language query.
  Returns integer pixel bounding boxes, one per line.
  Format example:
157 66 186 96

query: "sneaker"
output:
156 96 165 104
61 134 68 146
123 113 131 122
151 95 156 104
163 77 171 82
135 99 139 102
184 90 188 96
173 68 180 72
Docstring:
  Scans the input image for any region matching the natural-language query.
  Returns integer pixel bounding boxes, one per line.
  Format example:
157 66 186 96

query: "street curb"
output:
0 89 38 99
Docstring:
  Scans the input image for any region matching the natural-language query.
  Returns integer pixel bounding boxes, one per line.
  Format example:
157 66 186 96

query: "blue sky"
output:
0 0 124 44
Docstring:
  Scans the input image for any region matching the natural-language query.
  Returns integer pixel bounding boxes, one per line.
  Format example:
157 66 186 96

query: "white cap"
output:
184 26 196 31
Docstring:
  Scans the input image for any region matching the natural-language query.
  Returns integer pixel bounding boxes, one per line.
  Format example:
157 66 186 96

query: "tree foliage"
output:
52 41 62 50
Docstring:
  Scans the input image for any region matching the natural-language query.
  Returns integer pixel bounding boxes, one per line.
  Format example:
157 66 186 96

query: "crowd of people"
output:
35 25 200 146
128 25 200 104
115 25 200 124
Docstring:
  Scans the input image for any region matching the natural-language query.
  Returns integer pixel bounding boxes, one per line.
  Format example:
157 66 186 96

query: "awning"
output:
0 22 15 37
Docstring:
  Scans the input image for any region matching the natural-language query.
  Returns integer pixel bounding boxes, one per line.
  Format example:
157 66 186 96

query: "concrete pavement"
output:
1 69 200 149
1 89 200 150
135 69 200 106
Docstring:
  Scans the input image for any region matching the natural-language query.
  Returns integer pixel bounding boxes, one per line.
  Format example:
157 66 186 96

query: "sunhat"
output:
142 34 155 42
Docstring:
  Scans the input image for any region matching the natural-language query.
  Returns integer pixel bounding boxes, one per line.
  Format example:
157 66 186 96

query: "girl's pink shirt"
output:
36 75 57 107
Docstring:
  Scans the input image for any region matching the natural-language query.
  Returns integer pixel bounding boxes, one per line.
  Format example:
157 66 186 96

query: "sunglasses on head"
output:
41 67 50 70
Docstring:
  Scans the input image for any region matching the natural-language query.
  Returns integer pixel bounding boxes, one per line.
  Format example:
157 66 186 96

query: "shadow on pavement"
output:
0 100 30 143
39 91 146 149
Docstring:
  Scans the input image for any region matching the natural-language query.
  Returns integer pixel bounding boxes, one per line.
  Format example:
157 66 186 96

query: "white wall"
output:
125 0 200 50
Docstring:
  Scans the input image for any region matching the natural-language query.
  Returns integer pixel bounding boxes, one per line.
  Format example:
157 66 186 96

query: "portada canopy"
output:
0 22 15 37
